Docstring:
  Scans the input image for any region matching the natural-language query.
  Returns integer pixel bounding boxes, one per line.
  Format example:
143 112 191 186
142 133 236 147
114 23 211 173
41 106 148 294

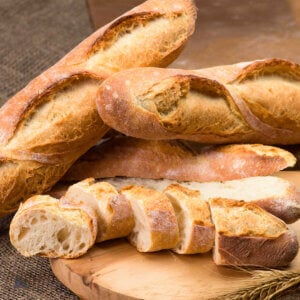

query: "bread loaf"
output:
62 178 134 242
0 0 196 217
9 195 96 258
210 198 299 267
97 58 300 144
62 136 296 182
120 185 179 252
164 184 214 254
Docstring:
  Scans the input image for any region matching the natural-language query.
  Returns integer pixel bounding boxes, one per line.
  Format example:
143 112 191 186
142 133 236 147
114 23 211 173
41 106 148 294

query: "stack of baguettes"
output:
4 0 300 267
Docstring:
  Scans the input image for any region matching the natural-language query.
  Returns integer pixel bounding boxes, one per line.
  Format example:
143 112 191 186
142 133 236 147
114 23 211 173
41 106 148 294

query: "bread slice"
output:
164 184 214 254
102 176 300 223
121 185 179 252
62 178 134 242
9 195 96 258
209 198 299 267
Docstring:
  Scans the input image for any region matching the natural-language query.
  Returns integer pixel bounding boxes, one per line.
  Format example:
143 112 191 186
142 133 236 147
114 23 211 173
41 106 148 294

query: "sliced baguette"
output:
121 185 179 252
97 176 300 223
9 195 96 258
164 184 214 254
209 198 299 267
62 137 296 182
62 178 134 242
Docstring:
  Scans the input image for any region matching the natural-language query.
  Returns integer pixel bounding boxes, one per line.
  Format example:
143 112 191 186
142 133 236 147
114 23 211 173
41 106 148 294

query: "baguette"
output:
209 198 299 267
0 0 196 217
97 176 300 223
62 178 134 242
120 185 179 252
164 184 214 254
97 58 300 144
62 136 296 182
55 175 300 223
9 195 96 258
11 182 299 267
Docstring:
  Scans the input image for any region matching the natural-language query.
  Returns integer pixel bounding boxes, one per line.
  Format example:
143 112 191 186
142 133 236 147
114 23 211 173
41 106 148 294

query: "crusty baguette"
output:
209 198 299 267
62 136 296 182
97 58 300 145
164 184 214 254
120 185 179 252
55 175 300 224
10 182 299 267
9 195 96 258
0 0 196 217
62 178 134 242
94 176 300 223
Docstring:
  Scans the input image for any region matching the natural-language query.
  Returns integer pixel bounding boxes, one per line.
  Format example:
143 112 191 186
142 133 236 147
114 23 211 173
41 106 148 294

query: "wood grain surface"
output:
50 171 300 300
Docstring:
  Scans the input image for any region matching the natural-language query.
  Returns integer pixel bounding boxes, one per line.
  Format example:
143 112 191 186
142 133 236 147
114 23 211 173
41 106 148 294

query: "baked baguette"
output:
9 195 96 258
209 198 299 267
164 184 214 254
95 176 300 223
62 136 296 182
120 185 179 252
0 0 196 217
62 178 134 242
97 58 300 144
10 182 299 267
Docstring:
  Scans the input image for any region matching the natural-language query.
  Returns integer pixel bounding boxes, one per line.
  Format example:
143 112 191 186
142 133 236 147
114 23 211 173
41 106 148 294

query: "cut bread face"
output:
210 198 299 267
164 184 214 254
9 195 96 258
121 185 179 252
62 178 134 242
103 176 300 223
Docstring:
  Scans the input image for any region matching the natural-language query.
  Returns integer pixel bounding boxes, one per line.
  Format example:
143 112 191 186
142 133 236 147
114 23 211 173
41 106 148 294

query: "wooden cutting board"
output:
50 171 300 300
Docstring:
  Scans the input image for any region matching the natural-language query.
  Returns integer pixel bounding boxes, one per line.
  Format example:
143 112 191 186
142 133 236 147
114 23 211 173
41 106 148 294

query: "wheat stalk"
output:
211 269 300 300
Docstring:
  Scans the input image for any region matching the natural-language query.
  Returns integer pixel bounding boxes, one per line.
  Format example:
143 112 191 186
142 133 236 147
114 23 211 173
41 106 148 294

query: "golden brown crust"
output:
121 185 179 252
214 231 299 267
0 69 107 146
254 192 300 224
164 184 214 254
0 0 197 216
63 179 134 242
209 198 288 237
97 58 300 144
55 0 196 70
62 136 295 182
210 197 299 267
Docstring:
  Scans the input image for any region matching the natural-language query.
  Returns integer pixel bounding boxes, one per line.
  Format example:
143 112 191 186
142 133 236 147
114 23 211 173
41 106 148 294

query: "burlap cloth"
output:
0 0 92 298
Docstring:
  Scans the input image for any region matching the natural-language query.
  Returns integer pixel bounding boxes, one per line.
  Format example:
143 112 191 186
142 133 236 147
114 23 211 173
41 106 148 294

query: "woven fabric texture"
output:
0 0 92 298
0 0 92 103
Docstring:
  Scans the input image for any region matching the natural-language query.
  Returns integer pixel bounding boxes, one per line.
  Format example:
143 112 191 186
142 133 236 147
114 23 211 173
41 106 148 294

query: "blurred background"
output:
0 1 300 299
